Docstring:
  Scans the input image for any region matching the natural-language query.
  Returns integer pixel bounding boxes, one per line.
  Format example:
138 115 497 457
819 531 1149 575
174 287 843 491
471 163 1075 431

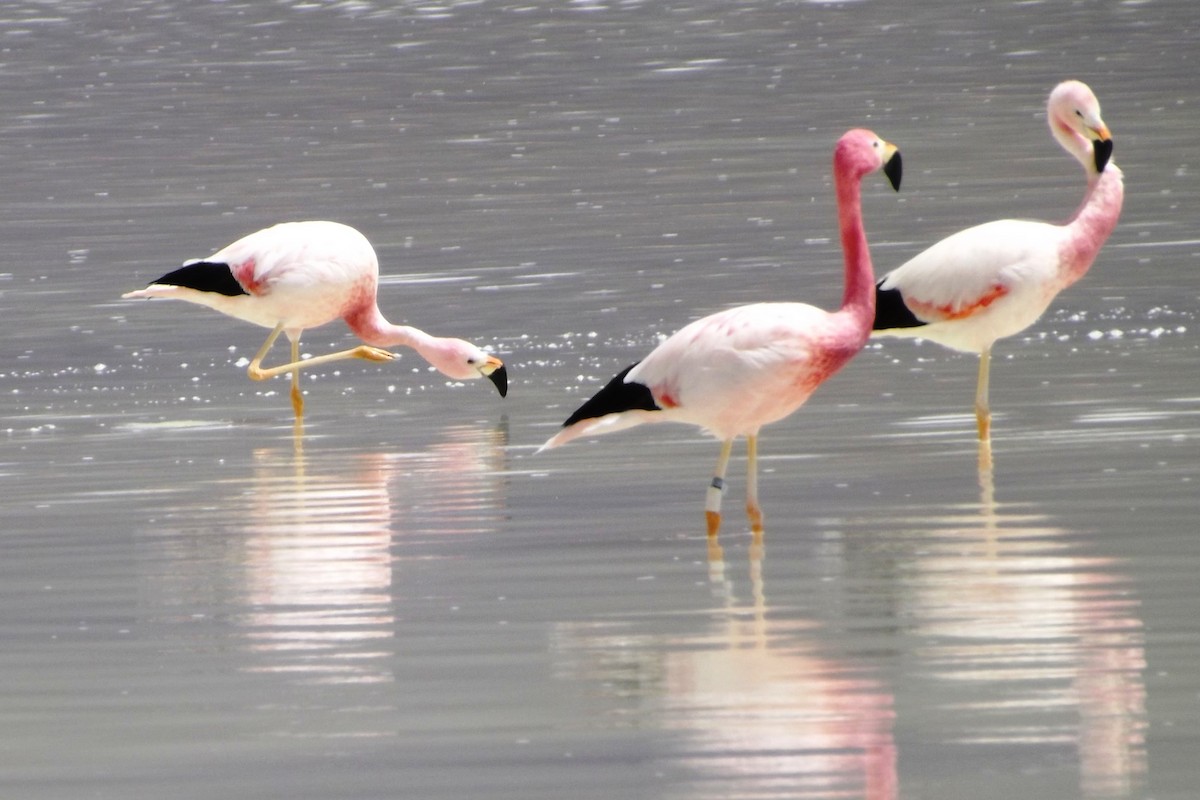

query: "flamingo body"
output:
123 220 507 418
134 222 378 333
875 218 1068 352
872 80 1123 438
542 129 902 535
549 301 860 448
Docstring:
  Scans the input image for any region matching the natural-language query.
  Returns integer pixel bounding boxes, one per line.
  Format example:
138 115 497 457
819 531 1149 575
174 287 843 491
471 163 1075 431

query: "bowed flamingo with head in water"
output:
123 220 507 419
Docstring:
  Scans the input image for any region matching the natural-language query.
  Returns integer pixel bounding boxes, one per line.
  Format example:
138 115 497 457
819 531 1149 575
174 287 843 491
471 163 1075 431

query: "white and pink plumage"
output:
123 220 507 418
540 129 902 536
873 80 1123 440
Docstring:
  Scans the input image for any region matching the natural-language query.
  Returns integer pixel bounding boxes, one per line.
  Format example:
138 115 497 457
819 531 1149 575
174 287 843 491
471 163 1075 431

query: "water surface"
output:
2 1 1198 798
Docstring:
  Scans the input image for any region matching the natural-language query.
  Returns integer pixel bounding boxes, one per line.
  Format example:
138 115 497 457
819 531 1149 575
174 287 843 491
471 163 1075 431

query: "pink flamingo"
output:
539 129 902 535
872 80 1123 440
122 220 507 418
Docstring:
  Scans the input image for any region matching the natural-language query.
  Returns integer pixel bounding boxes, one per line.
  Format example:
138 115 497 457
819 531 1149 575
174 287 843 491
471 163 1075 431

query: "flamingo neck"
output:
345 303 439 356
834 170 875 325
1068 158 1105 221
1052 121 1108 222
1061 163 1124 287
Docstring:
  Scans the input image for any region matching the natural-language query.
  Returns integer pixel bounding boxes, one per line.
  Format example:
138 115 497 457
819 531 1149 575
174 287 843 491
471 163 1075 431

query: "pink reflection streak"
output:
904 442 1146 796
239 424 508 685
554 545 897 800
657 620 898 800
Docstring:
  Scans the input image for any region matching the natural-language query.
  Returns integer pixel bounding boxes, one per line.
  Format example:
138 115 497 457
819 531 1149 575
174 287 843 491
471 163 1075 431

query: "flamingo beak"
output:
479 355 508 397
1088 122 1113 172
882 143 902 191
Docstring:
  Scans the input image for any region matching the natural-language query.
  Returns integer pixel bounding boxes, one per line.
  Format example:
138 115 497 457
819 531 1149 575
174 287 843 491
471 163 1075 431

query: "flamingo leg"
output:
246 322 396 416
745 435 764 533
975 345 992 440
290 337 304 418
705 439 734 537
246 321 288 381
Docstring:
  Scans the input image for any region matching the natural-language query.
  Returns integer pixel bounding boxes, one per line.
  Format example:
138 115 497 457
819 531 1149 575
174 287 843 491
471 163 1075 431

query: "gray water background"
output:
1 1 1198 798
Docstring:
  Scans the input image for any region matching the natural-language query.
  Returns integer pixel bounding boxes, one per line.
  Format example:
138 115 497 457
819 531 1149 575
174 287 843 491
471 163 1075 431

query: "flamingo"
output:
539 129 902 536
872 80 1123 440
122 220 508 418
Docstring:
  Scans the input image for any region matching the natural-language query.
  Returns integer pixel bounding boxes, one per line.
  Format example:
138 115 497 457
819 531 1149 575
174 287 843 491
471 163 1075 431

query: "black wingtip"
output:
563 362 660 428
488 364 508 398
1093 138 1113 173
884 150 902 191
873 281 926 331
151 261 248 297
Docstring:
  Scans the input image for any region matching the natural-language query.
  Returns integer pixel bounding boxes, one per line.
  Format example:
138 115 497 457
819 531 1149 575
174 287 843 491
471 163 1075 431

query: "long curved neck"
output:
1061 163 1124 287
345 302 435 352
1063 136 1106 223
834 169 874 323
1050 116 1106 221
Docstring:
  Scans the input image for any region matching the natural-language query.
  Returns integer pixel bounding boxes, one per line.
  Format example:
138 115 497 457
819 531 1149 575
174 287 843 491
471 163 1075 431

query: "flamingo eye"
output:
1075 109 1083 118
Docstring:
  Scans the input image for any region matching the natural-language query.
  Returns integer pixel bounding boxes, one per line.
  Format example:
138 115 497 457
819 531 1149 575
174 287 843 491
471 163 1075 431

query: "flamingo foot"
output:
291 382 305 419
746 503 764 534
352 345 397 364
976 409 991 441
706 534 724 564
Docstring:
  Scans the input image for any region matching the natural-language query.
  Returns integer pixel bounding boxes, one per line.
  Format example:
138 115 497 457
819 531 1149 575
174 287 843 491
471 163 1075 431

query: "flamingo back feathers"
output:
561 363 661 428
873 282 925 331
138 261 248 297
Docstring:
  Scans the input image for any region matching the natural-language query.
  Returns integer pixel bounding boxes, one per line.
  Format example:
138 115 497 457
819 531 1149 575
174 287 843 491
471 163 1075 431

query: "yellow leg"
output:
705 439 734 538
245 322 396 417
975 345 992 441
745 435 764 533
246 321 287 382
289 337 304 418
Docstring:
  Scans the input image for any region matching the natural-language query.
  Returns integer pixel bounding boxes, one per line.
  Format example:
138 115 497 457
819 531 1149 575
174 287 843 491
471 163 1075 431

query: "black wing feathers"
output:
150 261 248 297
563 362 660 427
873 280 926 331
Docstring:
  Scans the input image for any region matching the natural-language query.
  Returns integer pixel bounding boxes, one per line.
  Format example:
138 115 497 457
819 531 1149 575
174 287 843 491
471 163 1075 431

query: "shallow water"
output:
2 1 1198 798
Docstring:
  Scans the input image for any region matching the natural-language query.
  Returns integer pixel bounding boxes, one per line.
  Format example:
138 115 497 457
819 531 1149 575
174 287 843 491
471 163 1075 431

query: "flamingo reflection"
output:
237 445 397 685
238 423 509 684
552 550 897 799
901 439 1146 797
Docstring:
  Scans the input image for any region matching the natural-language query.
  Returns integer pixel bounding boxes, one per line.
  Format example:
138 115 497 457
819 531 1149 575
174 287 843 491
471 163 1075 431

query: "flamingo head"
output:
1048 80 1113 173
835 129 902 191
426 339 508 397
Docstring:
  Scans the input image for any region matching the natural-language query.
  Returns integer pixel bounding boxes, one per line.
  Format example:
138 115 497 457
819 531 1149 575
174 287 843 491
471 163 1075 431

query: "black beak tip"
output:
1093 138 1113 173
488 364 509 398
884 151 902 191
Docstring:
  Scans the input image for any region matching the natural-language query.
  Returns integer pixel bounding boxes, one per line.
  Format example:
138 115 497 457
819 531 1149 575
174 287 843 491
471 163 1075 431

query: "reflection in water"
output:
239 423 510 684
553 550 898 800
237 444 397 685
903 440 1147 797
141 423 509 687
552 439 1146 798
